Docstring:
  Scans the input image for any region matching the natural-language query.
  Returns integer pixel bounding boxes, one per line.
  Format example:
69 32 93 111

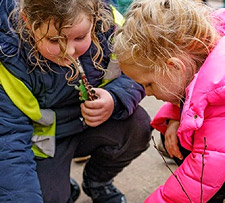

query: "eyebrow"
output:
47 29 91 39
75 32 89 38
45 35 62 39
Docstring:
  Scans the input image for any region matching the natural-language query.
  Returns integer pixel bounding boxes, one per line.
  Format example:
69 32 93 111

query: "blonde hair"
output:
114 0 221 77
12 0 113 83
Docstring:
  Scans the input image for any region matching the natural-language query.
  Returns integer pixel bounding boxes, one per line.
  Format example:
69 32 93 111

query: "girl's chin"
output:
56 60 73 66
159 98 180 104
170 99 181 105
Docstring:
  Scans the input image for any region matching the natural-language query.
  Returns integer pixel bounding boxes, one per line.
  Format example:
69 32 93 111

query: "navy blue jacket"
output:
0 0 145 139
0 1 145 202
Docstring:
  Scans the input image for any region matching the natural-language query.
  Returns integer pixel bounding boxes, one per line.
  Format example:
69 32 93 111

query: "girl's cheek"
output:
81 35 92 52
76 43 91 56
46 44 61 55
37 41 60 57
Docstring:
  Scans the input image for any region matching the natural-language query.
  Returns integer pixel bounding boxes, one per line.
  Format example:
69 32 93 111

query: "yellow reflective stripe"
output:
109 5 125 60
98 79 113 88
98 6 124 87
0 62 56 158
111 53 117 60
32 145 49 158
110 5 125 26
0 62 41 121
33 113 56 137
32 112 56 158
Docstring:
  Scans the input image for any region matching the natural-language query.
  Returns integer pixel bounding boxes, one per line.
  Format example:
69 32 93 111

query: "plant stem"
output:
152 136 192 203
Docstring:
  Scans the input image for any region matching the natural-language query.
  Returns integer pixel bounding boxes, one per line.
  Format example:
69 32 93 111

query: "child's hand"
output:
80 88 114 127
165 120 183 160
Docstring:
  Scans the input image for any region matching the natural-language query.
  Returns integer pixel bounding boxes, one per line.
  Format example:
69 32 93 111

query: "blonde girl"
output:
0 0 151 202
114 0 225 202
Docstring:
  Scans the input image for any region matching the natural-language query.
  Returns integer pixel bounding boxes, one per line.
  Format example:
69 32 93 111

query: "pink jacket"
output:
145 9 225 203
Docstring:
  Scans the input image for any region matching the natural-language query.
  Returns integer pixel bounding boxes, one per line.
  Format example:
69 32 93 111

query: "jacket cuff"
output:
151 102 180 135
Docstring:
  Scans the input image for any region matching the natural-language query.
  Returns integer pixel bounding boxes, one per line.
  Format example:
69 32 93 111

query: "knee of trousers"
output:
84 105 153 166
100 105 153 160
83 106 153 181
125 105 152 149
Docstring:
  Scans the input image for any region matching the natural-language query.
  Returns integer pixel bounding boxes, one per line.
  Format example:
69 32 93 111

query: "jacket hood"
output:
212 8 225 36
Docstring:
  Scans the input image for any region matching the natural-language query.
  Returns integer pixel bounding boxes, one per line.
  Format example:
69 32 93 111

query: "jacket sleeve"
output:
0 1 44 202
145 110 225 202
0 88 44 203
150 102 180 134
104 73 146 120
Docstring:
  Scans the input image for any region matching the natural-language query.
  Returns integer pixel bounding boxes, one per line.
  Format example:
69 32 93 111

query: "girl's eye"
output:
47 38 59 44
145 83 152 88
75 35 86 41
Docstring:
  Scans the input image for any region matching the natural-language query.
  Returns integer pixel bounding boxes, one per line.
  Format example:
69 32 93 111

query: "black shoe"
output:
70 178 80 202
82 177 126 203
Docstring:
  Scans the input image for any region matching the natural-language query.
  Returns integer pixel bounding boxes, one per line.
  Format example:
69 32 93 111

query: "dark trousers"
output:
35 106 152 203
160 133 225 203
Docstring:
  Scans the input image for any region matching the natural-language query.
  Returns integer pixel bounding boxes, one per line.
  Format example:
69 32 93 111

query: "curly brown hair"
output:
12 0 114 83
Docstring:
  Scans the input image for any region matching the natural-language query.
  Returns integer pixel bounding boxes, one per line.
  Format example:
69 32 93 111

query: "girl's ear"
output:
21 11 31 29
166 57 186 72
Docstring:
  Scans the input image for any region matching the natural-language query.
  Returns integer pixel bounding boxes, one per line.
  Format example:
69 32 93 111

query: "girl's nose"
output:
66 43 76 56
